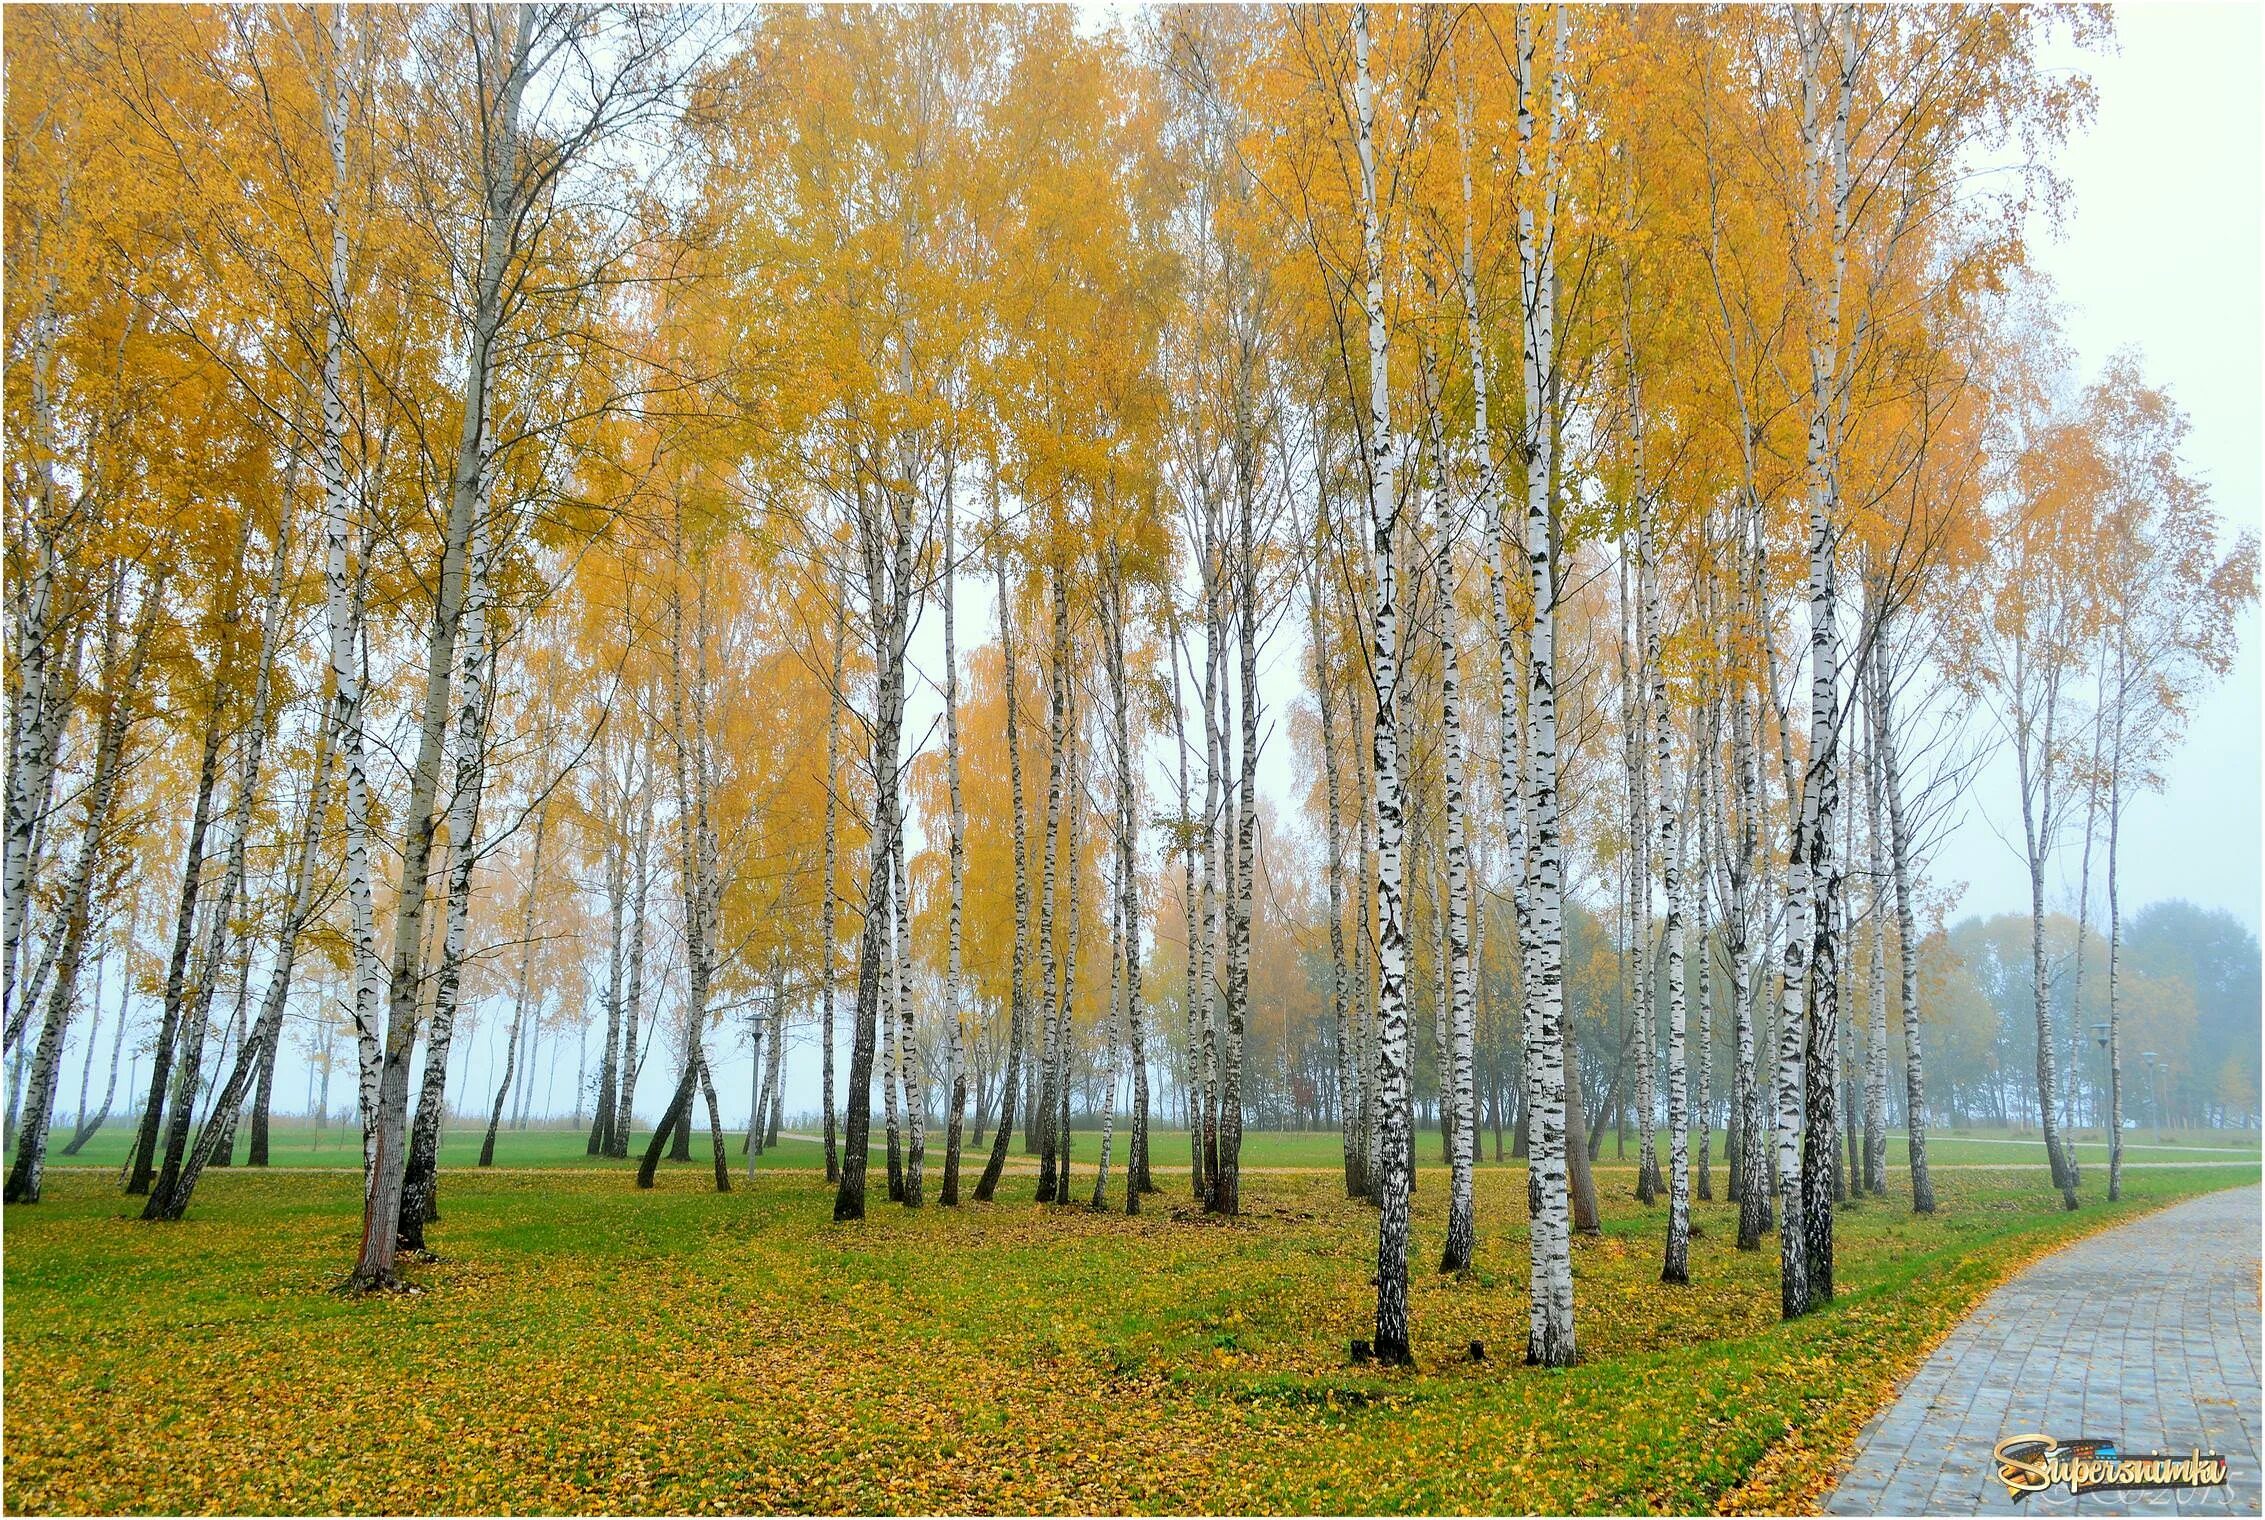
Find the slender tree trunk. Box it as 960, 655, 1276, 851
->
480, 813, 547, 1168
1091, 866, 1122, 1210
820, 605, 846, 1183
69, 919, 109, 1157
665, 528, 729, 1198
763, 994, 786, 1151
975, 543, 1029, 1203
7, 576, 162, 1203
1310, 499, 1362, 1202
1220, 455, 1260, 1221
306, 4, 384, 1192
1424, 370, 1478, 1274
893, 814, 923, 1207
1034, 559, 1071, 1205
1695, 759, 1716, 1208
2104, 639, 2127, 1200
696, 1041, 730, 1194
1, 533, 62, 1051
62, 893, 134, 1157
399, 498, 500, 1246
1515, 4, 1576, 1367
148, 491, 293, 1221
1358, 746, 1380, 1204
159, 667, 342, 1219
1103, 569, 1147, 1212
636, 1056, 696, 1189
1565, 1016, 1600, 1235
1169, 630, 1208, 1203
610, 802, 651, 1160
589, 830, 626, 1157
1640, 484, 1693, 1285
1054, 711, 1083, 1208
1861, 663, 1888, 1197
1629, 542, 1660, 1207
939, 494, 969, 1204
832, 471, 914, 1222
125, 658, 226, 1197
1355, 4, 1413, 1367
351, 10, 532, 1290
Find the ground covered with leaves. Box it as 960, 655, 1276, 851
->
6, 1154, 2255, 1514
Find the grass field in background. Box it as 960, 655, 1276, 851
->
46, 1118, 2257, 1175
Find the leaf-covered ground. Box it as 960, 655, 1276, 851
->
5, 1155, 2255, 1514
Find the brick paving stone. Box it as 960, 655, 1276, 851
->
1822, 1188, 2262, 1517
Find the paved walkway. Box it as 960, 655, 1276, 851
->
1826, 1186, 2263, 1516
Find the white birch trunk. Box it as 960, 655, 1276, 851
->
4, 573, 163, 1203
975, 538, 1030, 1202
146, 483, 294, 1217
1423, 357, 1478, 1274
351, 6, 530, 1287
1308, 502, 1362, 1200
1861, 652, 1888, 1197
1516, 4, 1576, 1367
1354, 3, 1413, 1366
400, 487, 498, 1242
1645, 496, 1692, 1283
940, 490, 968, 1204
1034, 561, 1070, 1204
1105, 568, 1146, 1212
819, 606, 845, 1181
1870, 628, 1933, 1212
893, 806, 923, 1206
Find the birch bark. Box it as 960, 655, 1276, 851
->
1861, 654, 1888, 1197
1354, 3, 1414, 1366
1308, 505, 1362, 1201
5, 572, 163, 1203
147, 490, 293, 1220
1104, 567, 1148, 1212
1869, 627, 1933, 1211
820, 603, 847, 1183
833, 448, 915, 1221
610, 800, 651, 1159
165, 623, 342, 1216
1517, 3, 1577, 1365
588, 830, 626, 1156
940, 491, 968, 1205
1425, 359, 1478, 1275
974, 543, 1031, 1203
399, 485, 498, 1246
350, 5, 532, 1288
1033, 559, 1070, 1205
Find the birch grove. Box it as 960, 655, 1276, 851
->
8, 3, 2248, 1391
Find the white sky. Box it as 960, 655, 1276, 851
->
1926, 1, 2264, 933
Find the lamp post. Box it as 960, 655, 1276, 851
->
2142, 1051, 2160, 1143
2091, 1023, 2109, 1139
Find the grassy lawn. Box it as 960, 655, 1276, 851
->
46, 1120, 2256, 1175
6, 1141, 2255, 1514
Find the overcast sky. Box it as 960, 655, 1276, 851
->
1926, 2, 2263, 933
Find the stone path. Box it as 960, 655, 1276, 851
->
1825, 1186, 2263, 1516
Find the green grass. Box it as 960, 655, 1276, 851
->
50, 1119, 2253, 1176
6, 1134, 2255, 1513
